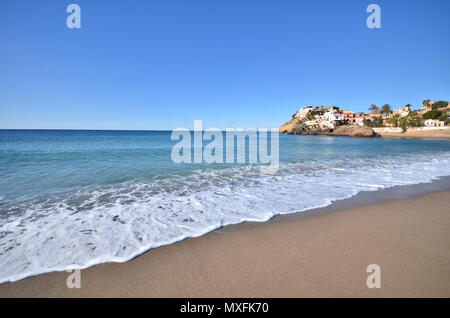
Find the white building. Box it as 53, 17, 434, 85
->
424, 119, 445, 127
392, 105, 411, 118
314, 111, 343, 122
305, 120, 320, 126
295, 106, 314, 119
323, 111, 344, 122
355, 118, 365, 126
304, 120, 334, 129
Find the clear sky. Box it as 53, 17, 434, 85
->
0, 0, 449, 130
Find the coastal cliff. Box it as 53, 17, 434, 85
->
279, 118, 379, 137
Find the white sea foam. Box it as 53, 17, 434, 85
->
1, 152, 450, 283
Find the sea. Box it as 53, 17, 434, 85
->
1, 129, 450, 283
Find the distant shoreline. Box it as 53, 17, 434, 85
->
0, 129, 175, 132
374, 127, 450, 140
280, 118, 450, 140
283, 101, 450, 139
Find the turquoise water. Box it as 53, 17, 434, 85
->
1, 129, 450, 282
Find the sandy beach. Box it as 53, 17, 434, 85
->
1, 188, 449, 298
376, 129, 450, 140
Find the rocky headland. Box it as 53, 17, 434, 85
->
279, 118, 379, 137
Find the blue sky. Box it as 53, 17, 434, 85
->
0, 0, 449, 130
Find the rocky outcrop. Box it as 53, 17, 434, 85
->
279, 119, 379, 138
279, 118, 303, 134
329, 125, 379, 137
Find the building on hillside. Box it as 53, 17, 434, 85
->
355, 118, 365, 126
304, 120, 334, 129
317, 106, 339, 113
392, 105, 411, 117
423, 101, 434, 111
343, 111, 354, 123
421, 100, 450, 110
304, 120, 319, 126
365, 113, 382, 120
343, 112, 365, 124
295, 106, 314, 119
423, 119, 445, 127
418, 101, 450, 116
295, 106, 344, 121
324, 111, 344, 122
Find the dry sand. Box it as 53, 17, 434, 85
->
377, 129, 450, 140
1, 191, 449, 298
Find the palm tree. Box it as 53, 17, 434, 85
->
422, 100, 431, 107
381, 104, 392, 116
387, 113, 401, 127
369, 104, 379, 113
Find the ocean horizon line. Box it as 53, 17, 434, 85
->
0, 128, 175, 132
0, 128, 282, 133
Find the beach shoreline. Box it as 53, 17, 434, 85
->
375, 128, 450, 140
1, 177, 449, 298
